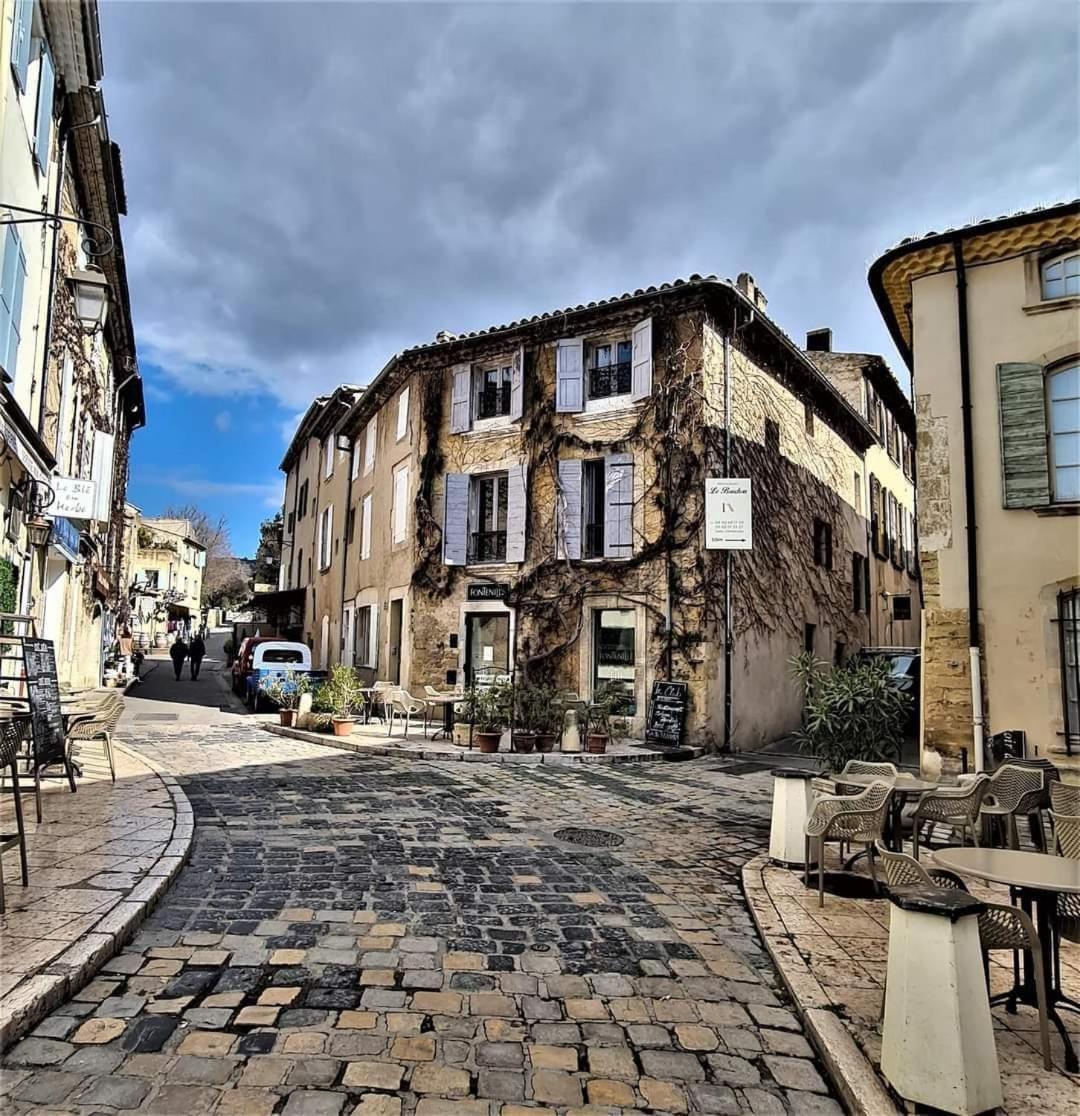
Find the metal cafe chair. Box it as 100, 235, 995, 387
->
1050, 780, 1080, 817
910, 774, 989, 859
980, 764, 1045, 850
65, 695, 121, 783
0, 718, 30, 913
875, 842, 1052, 1069
804, 781, 893, 907
386, 690, 428, 740
1049, 811, 1080, 1006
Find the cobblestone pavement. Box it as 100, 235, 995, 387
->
1, 722, 841, 1115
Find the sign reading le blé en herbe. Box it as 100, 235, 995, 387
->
705, 478, 752, 550
52, 476, 96, 519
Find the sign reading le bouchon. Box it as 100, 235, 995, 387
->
467, 582, 508, 603
52, 476, 96, 519
705, 478, 752, 550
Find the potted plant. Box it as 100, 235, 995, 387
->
474, 682, 511, 753
512, 682, 546, 753
532, 684, 561, 753
318, 664, 365, 737
262, 670, 311, 726
585, 682, 622, 753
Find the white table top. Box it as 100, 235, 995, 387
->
932, 846, 1080, 894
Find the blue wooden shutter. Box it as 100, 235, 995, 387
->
1, 227, 27, 380
631, 317, 653, 401
556, 338, 584, 413
442, 473, 470, 566
505, 463, 527, 563
33, 41, 54, 171
509, 344, 524, 421
997, 362, 1050, 508
557, 459, 582, 560
604, 454, 634, 558
10, 0, 32, 92
450, 363, 471, 433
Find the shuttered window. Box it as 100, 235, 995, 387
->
556, 459, 582, 560
364, 415, 377, 473
442, 474, 470, 566
33, 40, 53, 171
10, 0, 31, 92
360, 494, 372, 560
997, 362, 1051, 508
396, 386, 410, 441
603, 454, 634, 559
392, 465, 409, 543
556, 338, 584, 413
1048, 364, 1080, 503
0, 225, 28, 380
318, 505, 333, 569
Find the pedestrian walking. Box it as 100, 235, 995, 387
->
189, 634, 206, 681
170, 636, 188, 681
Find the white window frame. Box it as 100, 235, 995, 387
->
364, 415, 377, 474
360, 493, 372, 560
323, 435, 333, 479
357, 603, 377, 668
471, 361, 513, 428
318, 504, 333, 570
1042, 251, 1080, 301
392, 464, 409, 543
584, 335, 633, 408
396, 385, 410, 442
468, 470, 509, 565
351, 439, 360, 480
1048, 362, 1080, 503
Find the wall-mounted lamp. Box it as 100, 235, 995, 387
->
25, 515, 53, 549
68, 265, 110, 332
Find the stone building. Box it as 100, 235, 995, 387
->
869, 199, 1080, 774
124, 511, 205, 646
281, 274, 918, 749
0, 0, 144, 685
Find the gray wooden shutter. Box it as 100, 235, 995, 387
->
557, 459, 582, 560
604, 454, 634, 558
442, 473, 470, 565
509, 344, 524, 421
997, 362, 1050, 508
505, 463, 527, 563
631, 317, 653, 402
450, 364, 471, 433
556, 338, 584, 413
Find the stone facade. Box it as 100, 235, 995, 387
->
280, 276, 904, 750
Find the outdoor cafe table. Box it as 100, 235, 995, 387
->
832, 772, 940, 855
932, 845, 1080, 1072
424, 693, 459, 741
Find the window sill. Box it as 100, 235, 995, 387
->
463, 418, 517, 438
1022, 296, 1080, 317
1034, 503, 1080, 517
581, 396, 639, 419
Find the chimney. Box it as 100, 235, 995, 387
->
806, 328, 833, 353
736, 272, 768, 312
434, 330, 457, 343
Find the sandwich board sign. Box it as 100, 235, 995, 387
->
705, 478, 752, 550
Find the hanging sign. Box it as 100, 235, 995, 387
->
705, 478, 752, 550
53, 476, 96, 519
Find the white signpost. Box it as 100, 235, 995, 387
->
52, 476, 97, 519
705, 478, 752, 550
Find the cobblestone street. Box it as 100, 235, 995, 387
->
1, 720, 840, 1115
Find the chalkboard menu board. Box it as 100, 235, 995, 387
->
23, 637, 66, 769
988, 729, 1026, 767
645, 680, 689, 746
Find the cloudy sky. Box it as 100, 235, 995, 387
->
111, 0, 1079, 553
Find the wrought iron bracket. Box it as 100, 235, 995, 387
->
0, 202, 113, 257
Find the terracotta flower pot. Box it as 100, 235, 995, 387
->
331, 718, 355, 737
279, 709, 297, 727
475, 731, 501, 753
586, 733, 609, 754
535, 733, 557, 754
512, 732, 537, 754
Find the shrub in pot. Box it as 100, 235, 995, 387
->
262, 670, 311, 726
513, 682, 554, 753
474, 682, 511, 753
317, 665, 365, 737
585, 682, 622, 754
789, 652, 910, 772
533, 684, 562, 753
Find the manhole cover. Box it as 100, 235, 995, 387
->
553, 827, 624, 848
530, 943, 551, 953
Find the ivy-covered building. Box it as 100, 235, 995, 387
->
280, 274, 918, 749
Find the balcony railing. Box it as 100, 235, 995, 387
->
470, 530, 507, 563
588, 360, 632, 400
477, 384, 511, 420
584, 522, 604, 559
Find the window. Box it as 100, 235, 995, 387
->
804, 402, 815, 436
593, 608, 636, 714
360, 494, 372, 560
323, 436, 333, 479
318, 505, 333, 570
143, 569, 159, 590
1059, 587, 1080, 754
1042, 252, 1080, 300
851, 553, 866, 613
558, 456, 634, 561
351, 440, 360, 480
0, 225, 28, 380
10, 0, 31, 92
346, 505, 356, 544
364, 415, 377, 473
475, 363, 512, 420
33, 41, 54, 172
357, 604, 377, 668
396, 386, 410, 441
804, 623, 816, 656
392, 465, 409, 543
297, 479, 308, 520
813, 519, 832, 569
287, 510, 295, 535
1049, 363, 1080, 502
297, 548, 303, 584
469, 472, 508, 563
853, 472, 862, 515
583, 460, 605, 558
586, 339, 632, 402
834, 641, 845, 667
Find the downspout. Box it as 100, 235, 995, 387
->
338, 436, 354, 664
953, 239, 985, 773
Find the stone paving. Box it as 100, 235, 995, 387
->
1, 721, 841, 1114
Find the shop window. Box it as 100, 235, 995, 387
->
593, 608, 636, 714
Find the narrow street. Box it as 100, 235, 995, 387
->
1, 684, 839, 1115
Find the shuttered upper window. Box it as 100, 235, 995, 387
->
556, 455, 634, 560
1042, 252, 1080, 300
0, 225, 28, 381
1049, 364, 1080, 502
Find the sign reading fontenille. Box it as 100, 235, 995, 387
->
467, 583, 508, 603
705, 478, 752, 550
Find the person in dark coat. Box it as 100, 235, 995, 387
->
189, 634, 206, 680
170, 637, 188, 681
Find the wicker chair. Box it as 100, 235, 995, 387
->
1050, 811, 1080, 1000
1050, 781, 1080, 816
875, 843, 1052, 1069
811, 759, 898, 797
0, 719, 29, 913
910, 774, 989, 859
980, 764, 1044, 850
804, 781, 893, 907
64, 696, 121, 783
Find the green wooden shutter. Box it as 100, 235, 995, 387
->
997, 362, 1050, 508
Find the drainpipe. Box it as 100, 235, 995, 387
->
953, 239, 985, 773
338, 435, 355, 665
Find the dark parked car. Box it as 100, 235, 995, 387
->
851, 646, 920, 731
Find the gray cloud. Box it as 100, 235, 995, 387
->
101, 1, 1078, 407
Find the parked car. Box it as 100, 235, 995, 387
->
243, 641, 324, 712
851, 646, 920, 731
231, 636, 285, 695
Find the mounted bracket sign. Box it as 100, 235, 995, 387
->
52, 476, 96, 519
467, 582, 508, 603
705, 478, 752, 550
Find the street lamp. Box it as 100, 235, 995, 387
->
25, 515, 52, 549
67, 266, 110, 332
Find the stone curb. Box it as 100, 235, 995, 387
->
261, 722, 703, 765
740, 852, 900, 1116
0, 742, 193, 1052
